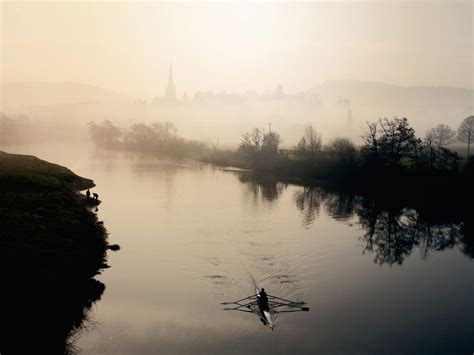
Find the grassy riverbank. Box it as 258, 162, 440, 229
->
0, 151, 110, 353
0, 151, 108, 279
202, 117, 474, 199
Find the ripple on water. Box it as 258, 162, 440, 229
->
201, 275, 236, 288
203, 256, 222, 266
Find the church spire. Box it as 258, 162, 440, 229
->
168, 63, 174, 87
165, 62, 176, 100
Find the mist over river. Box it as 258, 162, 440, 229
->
3, 142, 473, 354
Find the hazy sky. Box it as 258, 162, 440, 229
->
1, 1, 473, 99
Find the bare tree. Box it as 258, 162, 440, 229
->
325, 137, 357, 162
378, 117, 419, 166
239, 128, 264, 154
151, 121, 178, 142
457, 115, 474, 156
208, 138, 219, 152
361, 121, 379, 159
125, 123, 155, 146
296, 124, 322, 161
88, 120, 122, 146
262, 132, 281, 155
361, 117, 420, 166
366, 122, 378, 146
425, 124, 456, 147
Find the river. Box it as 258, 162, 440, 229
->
3, 142, 473, 354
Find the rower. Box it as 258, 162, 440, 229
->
222, 290, 309, 330
259, 288, 269, 307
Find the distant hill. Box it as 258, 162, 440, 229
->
1, 81, 134, 108
302, 80, 473, 132
1, 79, 472, 142
305, 80, 473, 109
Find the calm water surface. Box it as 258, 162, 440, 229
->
4, 143, 474, 354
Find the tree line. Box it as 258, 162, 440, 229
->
203, 115, 474, 189
88, 120, 206, 158
88, 116, 474, 187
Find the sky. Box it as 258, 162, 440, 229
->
1, 1, 473, 99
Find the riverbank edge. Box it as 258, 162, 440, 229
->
201, 150, 474, 216
0, 151, 115, 280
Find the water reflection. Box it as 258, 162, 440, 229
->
0, 272, 105, 354
295, 186, 325, 226
0, 227, 107, 353
324, 191, 358, 221
357, 202, 465, 265
239, 177, 473, 265
295, 186, 360, 227
238, 173, 286, 204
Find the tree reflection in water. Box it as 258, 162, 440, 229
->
296, 186, 358, 226
238, 173, 286, 204
357, 202, 464, 265
0, 271, 105, 354
0, 253, 106, 354
292, 185, 473, 265
295, 186, 326, 227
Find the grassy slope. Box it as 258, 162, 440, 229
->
0, 151, 107, 279
0, 152, 110, 353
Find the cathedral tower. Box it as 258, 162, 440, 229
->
165, 64, 176, 100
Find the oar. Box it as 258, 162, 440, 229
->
268, 294, 306, 304
223, 307, 254, 313
221, 295, 255, 305
276, 308, 310, 313
223, 300, 257, 310
269, 301, 309, 312
269, 300, 303, 308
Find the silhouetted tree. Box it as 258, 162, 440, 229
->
457, 115, 474, 156
88, 120, 205, 158
238, 128, 283, 171
364, 121, 379, 152
422, 132, 437, 168
151, 121, 178, 143
378, 117, 420, 166
325, 137, 357, 163
421, 137, 461, 170
433, 147, 461, 171
124, 123, 155, 147
262, 132, 281, 155
88, 120, 122, 146
361, 117, 420, 167
425, 124, 456, 147
239, 128, 264, 155
296, 124, 322, 161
